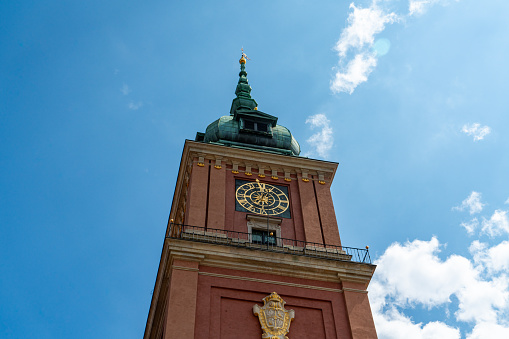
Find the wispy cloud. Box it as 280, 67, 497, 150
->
335, 3, 397, 57
461, 218, 479, 235
331, 53, 378, 94
332, 0, 462, 94
409, 0, 438, 16
481, 210, 509, 237
331, 2, 397, 94
409, 0, 462, 16
453, 191, 486, 215
462, 123, 491, 141
121, 83, 131, 96
128, 101, 143, 110
305, 114, 333, 158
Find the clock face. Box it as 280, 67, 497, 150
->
235, 180, 290, 217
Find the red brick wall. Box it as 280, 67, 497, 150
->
186, 163, 341, 246
194, 265, 353, 339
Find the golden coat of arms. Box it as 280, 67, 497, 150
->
253, 292, 295, 339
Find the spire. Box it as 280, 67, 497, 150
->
230, 50, 258, 115
198, 51, 300, 156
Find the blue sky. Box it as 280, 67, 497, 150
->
1, 0, 509, 338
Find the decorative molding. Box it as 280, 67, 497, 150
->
301, 170, 309, 182
343, 287, 369, 294
245, 164, 252, 176
232, 162, 239, 174
186, 141, 338, 179
172, 265, 200, 272
165, 240, 375, 285
170, 251, 205, 263
199, 271, 343, 293
318, 172, 326, 185
214, 158, 222, 169
258, 166, 265, 178
271, 169, 278, 180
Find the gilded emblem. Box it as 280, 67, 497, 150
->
253, 292, 295, 339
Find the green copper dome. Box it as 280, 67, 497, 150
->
203, 115, 300, 156
196, 54, 300, 156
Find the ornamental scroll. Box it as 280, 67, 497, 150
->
253, 292, 295, 339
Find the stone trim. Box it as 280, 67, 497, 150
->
165, 240, 375, 285
199, 271, 343, 293
172, 265, 200, 272
343, 287, 369, 294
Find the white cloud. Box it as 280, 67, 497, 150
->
481, 210, 509, 237
372, 302, 460, 339
467, 322, 509, 339
331, 2, 397, 94
461, 218, 479, 235
461, 123, 491, 141
128, 101, 143, 110
505, 197, 509, 204
331, 1, 464, 93
471, 240, 509, 274
373, 238, 473, 307
370, 237, 509, 338
121, 83, 131, 95
453, 191, 485, 215
335, 3, 397, 57
409, 0, 439, 16
454, 274, 509, 323
331, 52, 377, 94
305, 114, 333, 158
409, 0, 462, 16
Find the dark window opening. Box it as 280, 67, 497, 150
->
242, 120, 270, 134
257, 123, 268, 132
252, 229, 276, 245
244, 120, 255, 130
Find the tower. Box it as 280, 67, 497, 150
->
144, 54, 377, 339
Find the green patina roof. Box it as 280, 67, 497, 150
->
197, 54, 300, 156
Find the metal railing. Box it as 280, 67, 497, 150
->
167, 223, 371, 264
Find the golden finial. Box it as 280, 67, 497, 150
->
240, 47, 250, 64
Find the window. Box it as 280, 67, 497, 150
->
244, 120, 255, 130
251, 229, 276, 245
246, 215, 283, 247
241, 119, 271, 134
256, 123, 268, 132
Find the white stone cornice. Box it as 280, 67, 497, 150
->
165, 238, 375, 285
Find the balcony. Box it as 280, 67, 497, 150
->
167, 223, 372, 264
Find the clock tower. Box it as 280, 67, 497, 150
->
143, 54, 377, 339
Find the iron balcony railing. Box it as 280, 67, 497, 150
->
167, 223, 371, 264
